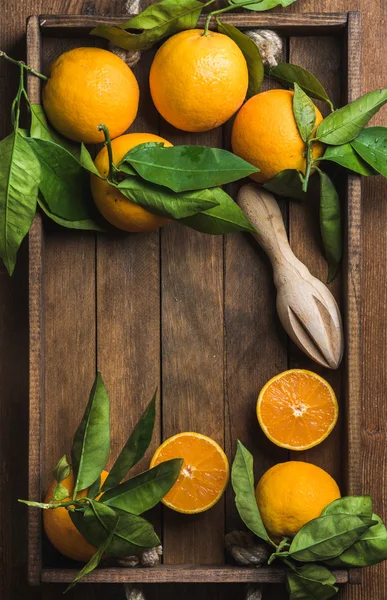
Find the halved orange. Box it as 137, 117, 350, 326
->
150, 432, 229, 514
257, 369, 338, 451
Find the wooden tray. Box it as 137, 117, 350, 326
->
27, 10, 362, 591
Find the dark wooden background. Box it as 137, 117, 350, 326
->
0, 1, 386, 599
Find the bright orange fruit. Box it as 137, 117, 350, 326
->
150, 432, 229, 514
231, 89, 324, 182
44, 470, 109, 562
149, 29, 248, 132
257, 369, 338, 451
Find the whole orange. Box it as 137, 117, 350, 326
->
256, 461, 340, 538
43, 470, 109, 562
231, 89, 324, 183
149, 29, 248, 132
91, 133, 171, 233
42, 48, 139, 143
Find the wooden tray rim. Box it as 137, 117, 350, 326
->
27, 10, 363, 587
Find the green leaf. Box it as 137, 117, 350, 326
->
71, 501, 159, 557
288, 514, 378, 562
318, 170, 342, 283
30, 104, 101, 177
217, 21, 264, 99
100, 459, 182, 515
351, 126, 387, 177
88, 475, 102, 500
123, 143, 259, 192
263, 169, 307, 201
0, 131, 40, 275
293, 83, 317, 143
326, 514, 387, 568
180, 187, 256, 234
266, 63, 333, 108
321, 143, 377, 176
286, 563, 338, 600
101, 390, 157, 492
25, 138, 95, 221
38, 196, 105, 232
90, 0, 204, 51
71, 372, 110, 495
230, 0, 297, 11
52, 483, 70, 501
231, 440, 272, 544
65, 508, 118, 592
53, 454, 71, 483
321, 495, 373, 519
51, 455, 71, 501
117, 178, 220, 219
316, 89, 387, 145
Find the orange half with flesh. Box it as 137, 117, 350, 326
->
150, 432, 229, 514
257, 369, 338, 451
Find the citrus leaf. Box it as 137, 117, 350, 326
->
30, 104, 100, 177
71, 372, 110, 495
50, 455, 71, 501
266, 63, 333, 109
65, 511, 118, 592
326, 514, 387, 568
117, 178, 219, 219
263, 169, 307, 201
321, 495, 373, 519
318, 170, 342, 283
25, 138, 95, 221
293, 83, 316, 142
88, 475, 102, 500
288, 514, 377, 562
231, 440, 272, 544
52, 484, 69, 501
286, 563, 338, 600
180, 187, 256, 234
217, 21, 264, 98
321, 143, 377, 176
38, 196, 105, 232
0, 130, 40, 275
351, 126, 387, 177
230, 0, 297, 10
316, 89, 387, 145
71, 501, 159, 557
90, 0, 204, 51
100, 459, 182, 515
124, 144, 259, 192
101, 390, 157, 492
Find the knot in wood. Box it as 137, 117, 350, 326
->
244, 29, 283, 67
225, 531, 270, 566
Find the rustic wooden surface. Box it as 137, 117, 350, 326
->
0, 3, 386, 600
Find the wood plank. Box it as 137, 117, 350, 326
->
38, 13, 349, 33
159, 127, 225, 568
224, 51, 289, 535
96, 47, 162, 480
40, 565, 350, 584
26, 16, 44, 587
287, 34, 344, 486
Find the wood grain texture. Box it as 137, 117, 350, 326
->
40, 565, 350, 584
287, 34, 344, 485
0, 2, 386, 600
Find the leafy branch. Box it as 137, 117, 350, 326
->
231, 442, 387, 600
19, 373, 182, 589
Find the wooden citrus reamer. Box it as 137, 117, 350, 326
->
238, 183, 344, 369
